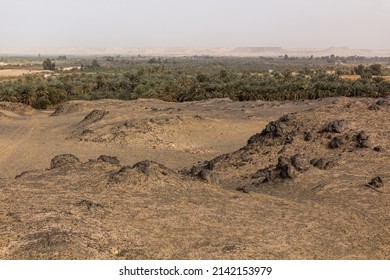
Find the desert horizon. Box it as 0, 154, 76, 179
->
1, 46, 390, 57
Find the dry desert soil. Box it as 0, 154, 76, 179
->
0, 97, 389, 259
0, 69, 47, 79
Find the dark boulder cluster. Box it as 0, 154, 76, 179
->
190, 163, 220, 185
247, 114, 299, 146
328, 131, 370, 149
310, 158, 336, 170
255, 154, 309, 183
354, 131, 370, 148
321, 120, 348, 133
368, 99, 389, 111
328, 134, 351, 149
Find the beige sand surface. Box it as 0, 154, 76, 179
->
0, 69, 46, 78
0, 97, 389, 259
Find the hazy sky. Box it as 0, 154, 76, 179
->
1, 0, 389, 49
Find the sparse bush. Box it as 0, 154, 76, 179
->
32, 98, 50, 109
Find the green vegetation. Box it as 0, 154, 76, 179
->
354, 64, 383, 78
42, 58, 56, 71
0, 55, 389, 109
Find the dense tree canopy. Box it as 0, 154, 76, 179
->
1, 57, 389, 109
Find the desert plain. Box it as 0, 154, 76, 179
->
0, 96, 389, 259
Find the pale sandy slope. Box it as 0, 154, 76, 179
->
0, 98, 328, 179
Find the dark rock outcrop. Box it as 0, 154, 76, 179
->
310, 158, 336, 170
256, 155, 306, 183
50, 154, 81, 169
321, 120, 348, 133
328, 135, 350, 149
133, 160, 175, 176
247, 114, 299, 146
97, 155, 120, 165
355, 131, 369, 148
367, 176, 384, 189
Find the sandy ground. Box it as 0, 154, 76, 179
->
0, 98, 328, 179
0, 97, 389, 259
0, 69, 47, 78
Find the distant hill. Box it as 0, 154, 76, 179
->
233, 47, 390, 57
233, 47, 286, 53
